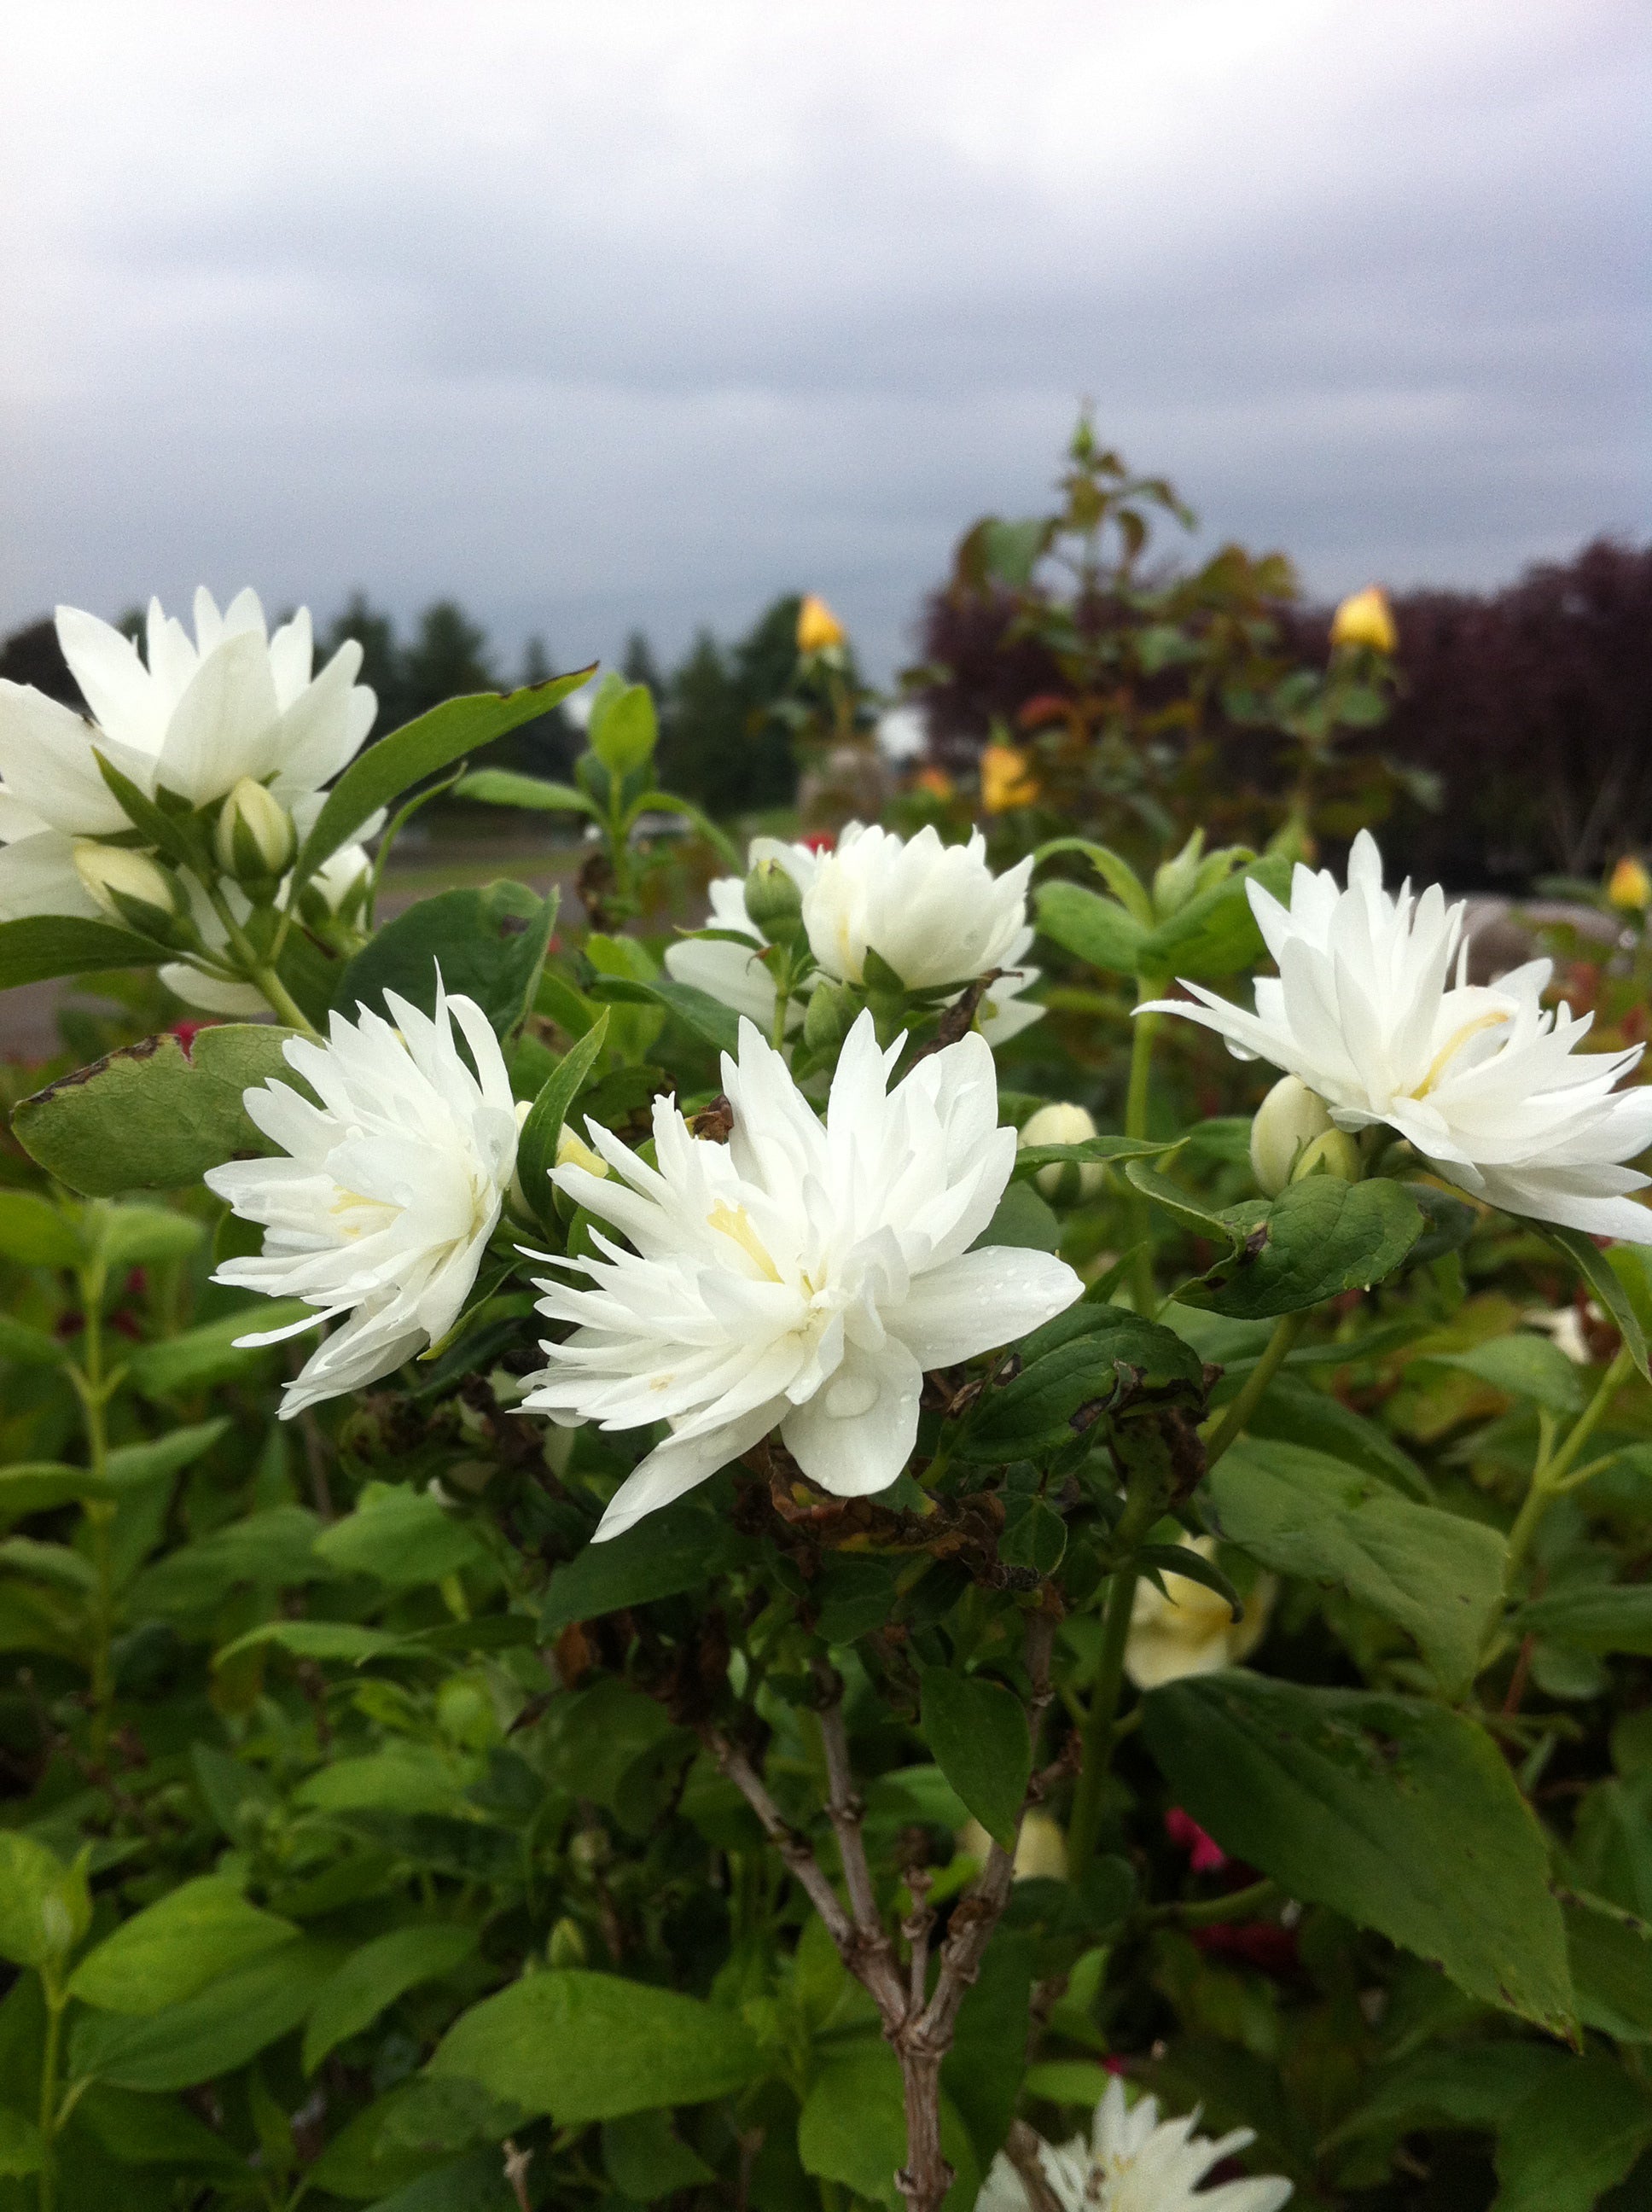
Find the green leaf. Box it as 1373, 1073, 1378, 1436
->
0, 1190, 83, 1268
0, 1463, 111, 1528
585, 972, 742, 1056
334, 882, 556, 1039
919, 1668, 1031, 1849
514, 1011, 610, 1230
626, 789, 742, 868
1138, 853, 1291, 981
125, 1301, 313, 1398
453, 768, 598, 818
1541, 1224, 1651, 1381
0, 1313, 70, 1368
1121, 1160, 1239, 1245
75, 2084, 242, 2171
294, 672, 595, 881
798, 2045, 979, 2212
0, 914, 167, 990
0, 2109, 42, 2179
1033, 881, 1149, 975
214, 1621, 406, 1669
427, 1968, 762, 2123
0, 1831, 89, 1970
11, 1026, 300, 1196
312, 1484, 489, 1590
541, 1498, 734, 1635
957, 1303, 1206, 1464
1033, 839, 1153, 925
1565, 1893, 1652, 2041
602, 2110, 715, 2197
361, 2151, 517, 2211
1142, 1674, 1574, 2034
1243, 1373, 1433, 1499
100, 1203, 205, 1271
303, 1924, 477, 2075
1201, 1437, 1507, 1692
1180, 1176, 1424, 1318
67, 1876, 298, 2014
588, 678, 657, 777
1009, 1134, 1167, 1183
1492, 2053, 1652, 2212
104, 1418, 228, 1493
130, 1505, 329, 1618
1426, 1333, 1588, 1416
975, 1179, 1062, 1253
68, 1939, 342, 2091
1517, 1585, 1652, 1656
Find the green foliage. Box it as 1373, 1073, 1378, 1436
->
335, 881, 556, 1036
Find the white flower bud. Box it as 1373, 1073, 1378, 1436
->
1019, 1100, 1104, 1201
73, 841, 185, 938
1249, 1075, 1334, 1196
215, 777, 295, 885
1293, 1126, 1362, 1185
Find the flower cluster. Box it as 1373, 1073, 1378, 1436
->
1143, 829, 1652, 1241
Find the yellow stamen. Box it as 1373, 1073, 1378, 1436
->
707, 1202, 782, 1282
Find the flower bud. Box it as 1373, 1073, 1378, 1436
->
1329, 585, 1397, 655
980, 741, 1038, 814
796, 593, 846, 655
73, 841, 187, 940
1249, 1074, 1333, 1196
214, 777, 295, 887
1019, 1101, 1105, 1201
803, 978, 856, 1057
1608, 856, 1651, 913
1152, 830, 1207, 919
743, 856, 804, 941
552, 1123, 610, 1225
547, 1916, 588, 1969
1292, 1126, 1361, 1185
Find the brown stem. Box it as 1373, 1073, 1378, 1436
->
707, 1733, 860, 1954
1004, 2120, 1065, 2212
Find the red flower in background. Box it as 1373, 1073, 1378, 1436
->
1165, 1806, 1228, 1873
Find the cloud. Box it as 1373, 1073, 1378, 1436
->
3, 0, 1648, 676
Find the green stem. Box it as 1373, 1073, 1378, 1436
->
1124, 987, 1160, 1316
1067, 1471, 1165, 1877
1200, 1310, 1307, 1471
201, 880, 322, 1035
37, 1978, 65, 2212
1504, 1344, 1632, 1588
1150, 1877, 1282, 1929
73, 1245, 116, 1761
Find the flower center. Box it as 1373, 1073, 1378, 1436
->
706, 1201, 782, 1283
1410, 1008, 1510, 1098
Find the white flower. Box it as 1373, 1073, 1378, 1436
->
0, 589, 374, 923
1139, 830, 1652, 1243
204, 983, 518, 1417
1019, 1102, 1106, 1199
521, 1011, 1081, 1540
1125, 1536, 1273, 1691
977, 2078, 1291, 2212
664, 827, 1044, 1043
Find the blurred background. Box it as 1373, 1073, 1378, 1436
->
3, 0, 1650, 1007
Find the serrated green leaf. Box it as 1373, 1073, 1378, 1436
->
1181, 1176, 1423, 1317
334, 882, 556, 1039
957, 1303, 1205, 1464
11, 1026, 300, 1196
1143, 1674, 1575, 2034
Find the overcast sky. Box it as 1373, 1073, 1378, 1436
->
3, 1, 1648, 679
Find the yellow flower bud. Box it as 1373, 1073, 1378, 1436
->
1608, 856, 1651, 913
796, 594, 846, 654
980, 741, 1039, 814
1249, 1074, 1333, 1196
73, 841, 185, 939
1329, 585, 1398, 655
214, 777, 295, 885
556, 1126, 609, 1180
1019, 1101, 1104, 1201
957, 1809, 1067, 1881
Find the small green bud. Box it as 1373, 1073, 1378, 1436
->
1249, 1074, 1334, 1196
73, 841, 188, 940
743, 856, 804, 940
1292, 1126, 1362, 1185
1151, 830, 1206, 919
214, 777, 295, 887
1018, 1101, 1104, 1202
547, 1916, 588, 1969
803, 979, 856, 1057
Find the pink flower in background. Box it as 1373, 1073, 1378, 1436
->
1165, 1806, 1228, 1874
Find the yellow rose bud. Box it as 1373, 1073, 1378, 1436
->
1608, 856, 1651, 912
1249, 1074, 1333, 1196
1329, 585, 1398, 655
796, 594, 846, 654
980, 741, 1039, 813
1019, 1101, 1104, 1201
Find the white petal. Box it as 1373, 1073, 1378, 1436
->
781, 1340, 922, 1497
893, 1247, 1082, 1369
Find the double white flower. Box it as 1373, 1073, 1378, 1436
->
665, 824, 1044, 1043
522, 1012, 1080, 1540
1143, 830, 1652, 1243
978, 2078, 1291, 2212
0, 587, 375, 928
206, 984, 519, 1417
